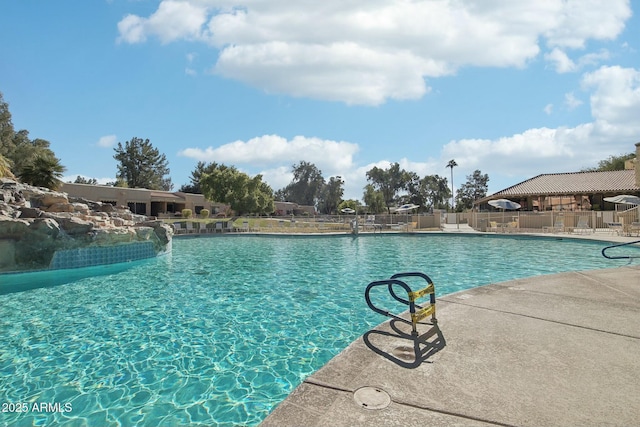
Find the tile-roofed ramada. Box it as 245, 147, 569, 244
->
491, 170, 638, 197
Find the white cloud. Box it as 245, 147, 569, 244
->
179, 134, 359, 173
118, 0, 209, 44
185, 67, 197, 76
172, 62, 640, 199
545, 47, 611, 73
544, 48, 576, 73
542, 0, 631, 49
564, 92, 583, 110
96, 135, 117, 148
582, 65, 640, 131
256, 166, 293, 194
544, 103, 553, 115
117, 0, 631, 105
440, 65, 640, 190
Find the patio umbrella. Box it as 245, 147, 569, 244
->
488, 199, 522, 210
488, 199, 521, 228
603, 195, 640, 205
395, 204, 419, 231
395, 203, 420, 213
604, 195, 640, 221
340, 207, 357, 234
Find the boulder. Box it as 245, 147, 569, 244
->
101, 203, 115, 213
152, 223, 173, 247
71, 203, 90, 215
92, 227, 136, 245
135, 226, 154, 241
28, 218, 61, 239
0, 217, 31, 239
57, 216, 94, 235
19, 206, 42, 218
0, 202, 16, 218
41, 192, 69, 207
46, 202, 74, 213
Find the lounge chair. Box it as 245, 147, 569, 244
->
185, 222, 197, 234
364, 215, 382, 232
573, 216, 592, 234
606, 222, 624, 236
504, 221, 519, 233
173, 222, 184, 235
225, 221, 236, 232
544, 217, 564, 233
215, 222, 224, 233
629, 222, 640, 237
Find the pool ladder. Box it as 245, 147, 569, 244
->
365, 272, 437, 337
601, 239, 640, 260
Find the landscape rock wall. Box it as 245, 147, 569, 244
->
0, 179, 173, 272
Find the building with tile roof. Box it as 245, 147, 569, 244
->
476, 143, 640, 211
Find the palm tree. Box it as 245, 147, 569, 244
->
446, 159, 457, 211
18, 155, 66, 190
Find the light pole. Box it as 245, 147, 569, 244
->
447, 159, 458, 228
446, 159, 457, 210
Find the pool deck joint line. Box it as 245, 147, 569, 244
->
261, 234, 640, 426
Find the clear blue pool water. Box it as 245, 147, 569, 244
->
1, 234, 638, 426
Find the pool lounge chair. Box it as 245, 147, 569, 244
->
364, 215, 382, 232
606, 222, 624, 236
544, 217, 564, 233
185, 222, 197, 234
629, 222, 640, 237
573, 216, 592, 234
173, 222, 184, 235
504, 221, 519, 233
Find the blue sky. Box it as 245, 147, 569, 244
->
1, 0, 639, 201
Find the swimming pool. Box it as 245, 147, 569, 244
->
1, 234, 638, 426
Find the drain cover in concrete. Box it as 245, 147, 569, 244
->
353, 386, 391, 410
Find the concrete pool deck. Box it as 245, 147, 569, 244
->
261, 233, 640, 427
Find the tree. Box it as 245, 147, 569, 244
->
113, 137, 172, 190
317, 176, 344, 214
200, 164, 274, 215
0, 92, 65, 183
0, 154, 13, 178
278, 161, 326, 206
446, 159, 457, 211
365, 162, 411, 213
582, 153, 635, 172
19, 155, 66, 190
362, 184, 386, 214
179, 161, 219, 193
456, 170, 489, 211
0, 92, 15, 156
400, 171, 422, 207
420, 174, 451, 211
73, 176, 98, 185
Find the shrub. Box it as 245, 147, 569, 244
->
182, 208, 193, 218
200, 209, 210, 218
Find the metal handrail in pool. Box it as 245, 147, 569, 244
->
601, 240, 640, 260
